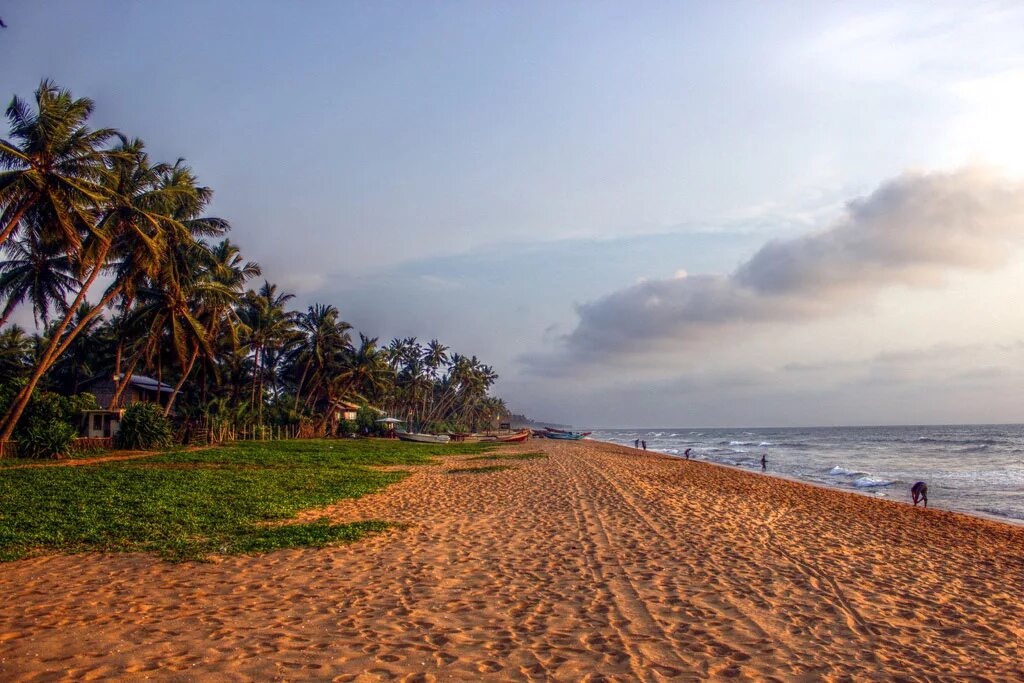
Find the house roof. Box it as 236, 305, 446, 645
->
128, 375, 174, 393
79, 373, 174, 393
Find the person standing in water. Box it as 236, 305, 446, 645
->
634, 438, 640, 449
760, 453, 767, 471
641, 440, 647, 451
684, 448, 691, 460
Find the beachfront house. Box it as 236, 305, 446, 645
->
334, 400, 361, 422
76, 374, 175, 438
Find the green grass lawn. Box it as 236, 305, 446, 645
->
0, 438, 494, 562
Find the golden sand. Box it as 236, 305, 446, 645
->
1, 439, 1022, 681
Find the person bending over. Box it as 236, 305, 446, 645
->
911, 481, 928, 507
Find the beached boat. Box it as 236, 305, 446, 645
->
546, 430, 587, 440
397, 432, 451, 444
545, 427, 591, 439
494, 429, 531, 443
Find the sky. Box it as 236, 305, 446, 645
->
4, 1, 1024, 427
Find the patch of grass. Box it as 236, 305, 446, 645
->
228, 519, 397, 554
448, 464, 516, 474
466, 452, 546, 461
0, 439, 493, 562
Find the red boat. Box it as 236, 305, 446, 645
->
494, 429, 531, 443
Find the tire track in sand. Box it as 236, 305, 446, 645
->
580, 451, 799, 665
555, 445, 693, 680
756, 505, 881, 647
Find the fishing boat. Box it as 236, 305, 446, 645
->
397, 432, 451, 444
447, 432, 482, 443
545, 427, 591, 438
493, 429, 531, 443
545, 430, 587, 440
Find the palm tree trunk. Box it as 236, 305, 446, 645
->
165, 347, 199, 416
293, 359, 312, 411
249, 346, 260, 411
0, 247, 115, 443
111, 352, 142, 408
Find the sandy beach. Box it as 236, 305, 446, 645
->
1, 439, 1022, 681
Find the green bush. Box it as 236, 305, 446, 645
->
17, 419, 77, 459
355, 405, 380, 435
116, 403, 174, 450
336, 419, 357, 436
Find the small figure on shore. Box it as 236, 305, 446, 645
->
634, 439, 640, 449
641, 440, 647, 451
684, 447, 691, 460
911, 481, 928, 507
760, 453, 767, 471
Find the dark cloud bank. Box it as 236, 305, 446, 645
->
527, 167, 1024, 372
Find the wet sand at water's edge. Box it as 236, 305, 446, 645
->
1, 439, 1022, 681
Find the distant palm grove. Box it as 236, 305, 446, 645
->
0, 80, 506, 456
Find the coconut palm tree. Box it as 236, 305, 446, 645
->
0, 79, 118, 250
0, 139, 196, 443
237, 281, 295, 421
0, 325, 33, 382
0, 216, 78, 327
288, 303, 352, 412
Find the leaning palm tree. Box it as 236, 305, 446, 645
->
0, 79, 117, 249
0, 139, 196, 444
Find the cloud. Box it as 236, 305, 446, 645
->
530, 167, 1024, 371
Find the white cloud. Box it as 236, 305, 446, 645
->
527, 167, 1024, 372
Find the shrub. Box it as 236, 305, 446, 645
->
336, 419, 357, 436
17, 419, 77, 459
355, 405, 380, 435
116, 403, 174, 450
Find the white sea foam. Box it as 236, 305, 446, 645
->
829, 466, 867, 476
853, 476, 895, 488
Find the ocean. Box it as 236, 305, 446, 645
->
587, 424, 1024, 525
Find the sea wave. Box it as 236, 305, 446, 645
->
975, 507, 1024, 521
853, 476, 896, 488
954, 445, 989, 453
829, 466, 868, 476
915, 437, 1001, 446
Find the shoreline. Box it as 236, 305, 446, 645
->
2, 438, 1022, 679
592, 437, 1024, 531
587, 435, 1024, 529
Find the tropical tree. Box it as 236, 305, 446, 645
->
0, 79, 117, 249
0, 325, 33, 382
0, 137, 193, 442
0, 216, 78, 327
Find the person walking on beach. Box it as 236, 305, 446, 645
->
760, 453, 767, 471
684, 447, 691, 460
911, 481, 928, 507
641, 440, 647, 451
634, 438, 640, 449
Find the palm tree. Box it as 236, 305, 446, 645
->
288, 303, 352, 411
0, 216, 78, 327
0, 325, 33, 382
237, 281, 295, 422
0, 139, 196, 443
0, 79, 117, 249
